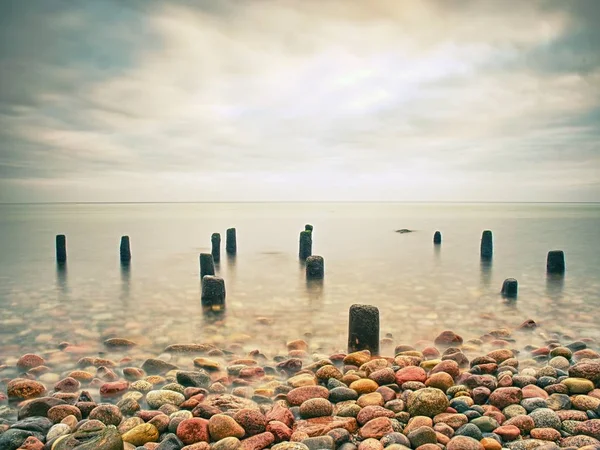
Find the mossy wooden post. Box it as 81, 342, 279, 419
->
501, 278, 518, 298
299, 230, 312, 260
56, 234, 67, 264
480, 230, 493, 259
200, 253, 215, 280
305, 224, 313, 232
120, 236, 131, 263
226, 228, 237, 255
348, 304, 379, 355
433, 231, 442, 244
201, 275, 226, 310
211, 233, 221, 263
306, 255, 324, 279
547, 250, 565, 274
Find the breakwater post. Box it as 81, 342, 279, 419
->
433, 231, 442, 244
120, 236, 131, 263
200, 253, 215, 280
348, 304, 380, 355
480, 230, 493, 259
306, 255, 324, 279
547, 250, 565, 274
501, 278, 518, 298
305, 224, 313, 232
226, 228, 237, 255
201, 275, 226, 310
56, 234, 67, 263
299, 230, 312, 260
211, 233, 221, 263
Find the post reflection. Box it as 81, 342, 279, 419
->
546, 273, 565, 302
120, 262, 131, 302
480, 257, 493, 288
56, 262, 68, 294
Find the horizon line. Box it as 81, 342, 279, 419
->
1, 201, 599, 205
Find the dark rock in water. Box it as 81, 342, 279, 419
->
480, 230, 493, 259
547, 250, 565, 274
433, 231, 442, 244
226, 228, 237, 254
395, 229, 414, 233
201, 275, 226, 310
119, 236, 131, 263
299, 231, 312, 260
0, 428, 42, 450
10, 416, 52, 434
141, 358, 179, 375
17, 397, 67, 420
305, 256, 324, 279
501, 278, 518, 298
348, 304, 379, 355
199, 253, 215, 280
56, 234, 67, 263
51, 425, 123, 450
176, 370, 211, 388
211, 233, 221, 263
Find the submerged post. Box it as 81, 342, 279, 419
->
348, 304, 380, 355
501, 278, 518, 298
211, 233, 221, 263
199, 253, 215, 280
306, 255, 324, 279
305, 224, 313, 232
201, 275, 226, 310
433, 231, 442, 244
226, 228, 237, 255
120, 236, 131, 263
299, 230, 312, 260
56, 234, 67, 264
480, 230, 493, 259
547, 250, 565, 274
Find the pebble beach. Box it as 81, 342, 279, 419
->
2, 323, 600, 450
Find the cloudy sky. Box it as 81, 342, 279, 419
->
0, 0, 598, 202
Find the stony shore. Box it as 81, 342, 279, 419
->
1, 324, 600, 450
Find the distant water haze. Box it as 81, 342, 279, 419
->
0, 202, 598, 363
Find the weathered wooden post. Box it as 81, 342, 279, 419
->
226, 228, 237, 255
299, 230, 312, 260
480, 230, 493, 259
501, 278, 518, 298
348, 304, 380, 355
305, 224, 313, 232
120, 236, 131, 263
199, 253, 215, 280
547, 250, 565, 274
306, 255, 324, 279
433, 231, 442, 244
211, 233, 221, 263
56, 234, 67, 263
201, 275, 226, 310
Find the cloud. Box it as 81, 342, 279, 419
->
0, 0, 598, 202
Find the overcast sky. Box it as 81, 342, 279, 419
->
0, 0, 598, 202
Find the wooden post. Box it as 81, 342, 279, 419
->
56, 235, 67, 263
299, 230, 312, 260
200, 253, 215, 280
201, 276, 226, 310
547, 250, 565, 274
433, 231, 442, 244
480, 230, 493, 259
306, 255, 324, 279
348, 304, 379, 355
120, 236, 131, 263
226, 228, 237, 255
501, 278, 518, 298
211, 233, 221, 263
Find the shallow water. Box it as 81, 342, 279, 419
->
0, 202, 599, 366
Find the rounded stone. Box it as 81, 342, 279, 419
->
299, 398, 333, 419
7, 378, 46, 400
177, 417, 210, 445
88, 404, 123, 426
446, 435, 484, 450
233, 409, 267, 437
146, 390, 185, 409
407, 388, 449, 418
122, 423, 160, 446
208, 414, 246, 441
529, 408, 561, 430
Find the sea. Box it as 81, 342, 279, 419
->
0, 202, 599, 365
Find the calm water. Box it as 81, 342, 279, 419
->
0, 202, 599, 365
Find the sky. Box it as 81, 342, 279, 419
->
0, 0, 599, 203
